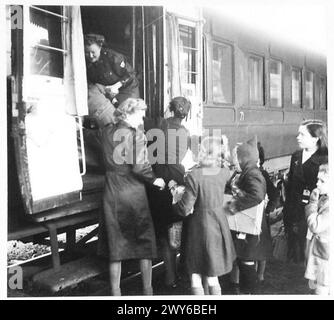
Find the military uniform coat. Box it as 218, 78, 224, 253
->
100, 120, 157, 261
86, 47, 140, 104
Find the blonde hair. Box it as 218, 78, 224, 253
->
114, 98, 147, 122
198, 136, 228, 167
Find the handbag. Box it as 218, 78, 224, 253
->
168, 221, 183, 250
272, 226, 288, 262
312, 236, 329, 260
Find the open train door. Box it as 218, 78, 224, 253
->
11, 5, 88, 216
164, 6, 204, 137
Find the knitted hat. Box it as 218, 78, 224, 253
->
237, 136, 259, 168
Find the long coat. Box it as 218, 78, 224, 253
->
229, 163, 267, 261
99, 120, 157, 261
173, 166, 236, 277
146, 117, 190, 236
86, 47, 140, 104
304, 191, 330, 286
283, 149, 327, 262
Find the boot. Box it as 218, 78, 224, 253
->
239, 262, 257, 294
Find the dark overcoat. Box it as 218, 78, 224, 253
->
146, 117, 190, 236
283, 149, 327, 262
99, 120, 157, 261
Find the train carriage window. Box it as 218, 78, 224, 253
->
212, 42, 233, 104
179, 24, 198, 88
248, 55, 264, 105
269, 59, 282, 107
291, 67, 302, 107
319, 77, 327, 109
305, 70, 314, 109
29, 6, 66, 78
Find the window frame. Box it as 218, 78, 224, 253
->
247, 53, 265, 107
24, 5, 68, 80
211, 39, 235, 106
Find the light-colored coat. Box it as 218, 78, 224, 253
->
304, 190, 330, 286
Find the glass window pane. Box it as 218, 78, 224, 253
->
320, 78, 327, 109
212, 43, 233, 104
292, 68, 301, 107
179, 24, 197, 87
35, 6, 62, 15
269, 60, 282, 107
30, 47, 63, 77
179, 24, 196, 48
248, 56, 263, 105
305, 71, 314, 109
29, 6, 63, 77
30, 7, 63, 49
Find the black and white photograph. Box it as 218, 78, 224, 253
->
3, 0, 333, 301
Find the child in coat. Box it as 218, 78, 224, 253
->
170, 136, 236, 295
226, 136, 267, 294
304, 163, 330, 295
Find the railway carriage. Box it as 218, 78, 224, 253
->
7, 5, 327, 284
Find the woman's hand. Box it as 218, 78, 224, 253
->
153, 178, 166, 190
105, 82, 122, 97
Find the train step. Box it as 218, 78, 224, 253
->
32, 255, 108, 293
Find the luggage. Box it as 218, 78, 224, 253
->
224, 194, 264, 235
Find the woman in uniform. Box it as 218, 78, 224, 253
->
100, 98, 165, 295
84, 33, 140, 107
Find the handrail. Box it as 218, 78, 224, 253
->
76, 116, 86, 176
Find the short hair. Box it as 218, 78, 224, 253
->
84, 33, 105, 47
319, 163, 329, 176
114, 98, 147, 122
198, 136, 228, 167
301, 119, 328, 153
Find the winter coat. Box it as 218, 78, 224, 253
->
99, 120, 157, 261
304, 191, 330, 286
173, 166, 236, 277
229, 164, 267, 260
146, 117, 190, 236
283, 149, 327, 263
86, 47, 140, 104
